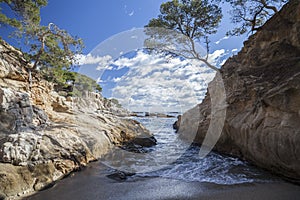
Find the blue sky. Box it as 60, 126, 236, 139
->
1, 0, 245, 54
40, 0, 246, 54
40, 0, 169, 54
1, 0, 247, 112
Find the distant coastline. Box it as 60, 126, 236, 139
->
130, 111, 180, 118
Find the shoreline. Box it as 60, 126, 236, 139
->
25, 161, 300, 200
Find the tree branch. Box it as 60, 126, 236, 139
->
188, 36, 219, 72
260, 0, 278, 13
250, 6, 265, 32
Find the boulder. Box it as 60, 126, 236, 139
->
172, 115, 181, 131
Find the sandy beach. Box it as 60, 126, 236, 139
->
25, 162, 300, 200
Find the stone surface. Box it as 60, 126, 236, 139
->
0, 39, 155, 199
176, 0, 300, 181
173, 115, 181, 131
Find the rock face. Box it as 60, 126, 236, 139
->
0, 39, 155, 199
176, 0, 300, 181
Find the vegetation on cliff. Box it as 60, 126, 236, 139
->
145, 0, 222, 71
145, 0, 287, 72
224, 0, 288, 35
0, 0, 83, 69
0, 0, 102, 96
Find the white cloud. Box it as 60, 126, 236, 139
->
75, 54, 113, 67
95, 55, 113, 70
220, 59, 227, 66
112, 77, 122, 82
107, 50, 218, 112
124, 4, 134, 17
96, 77, 104, 83
75, 54, 114, 81
207, 49, 226, 66
215, 36, 230, 45
128, 11, 134, 16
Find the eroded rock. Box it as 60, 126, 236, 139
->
176, 0, 300, 181
0, 39, 154, 199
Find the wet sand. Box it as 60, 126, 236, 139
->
25, 162, 300, 200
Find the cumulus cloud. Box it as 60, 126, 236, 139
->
75, 54, 111, 65
95, 55, 114, 70
75, 54, 114, 81
205, 49, 232, 67
207, 49, 225, 66
104, 50, 218, 112
76, 47, 228, 112
76, 54, 113, 71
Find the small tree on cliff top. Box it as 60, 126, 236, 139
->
224, 0, 288, 36
145, 0, 222, 72
0, 0, 83, 71
145, 0, 288, 71
0, 0, 93, 94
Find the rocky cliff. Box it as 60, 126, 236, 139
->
0, 39, 154, 199
176, 0, 300, 181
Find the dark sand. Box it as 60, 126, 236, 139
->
25, 162, 300, 200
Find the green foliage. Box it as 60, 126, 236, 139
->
28, 23, 84, 70
146, 0, 222, 41
145, 0, 222, 71
0, 0, 90, 97
223, 0, 288, 36
147, 0, 288, 40
42, 68, 102, 97
0, 0, 47, 29
110, 98, 122, 108
145, 0, 288, 71
0, 0, 83, 71
71, 72, 102, 97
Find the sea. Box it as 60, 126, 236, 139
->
101, 116, 278, 185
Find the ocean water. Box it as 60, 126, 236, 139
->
101, 116, 278, 185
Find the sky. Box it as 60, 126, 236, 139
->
37, 0, 245, 54
41, 0, 170, 54
1, 0, 247, 112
